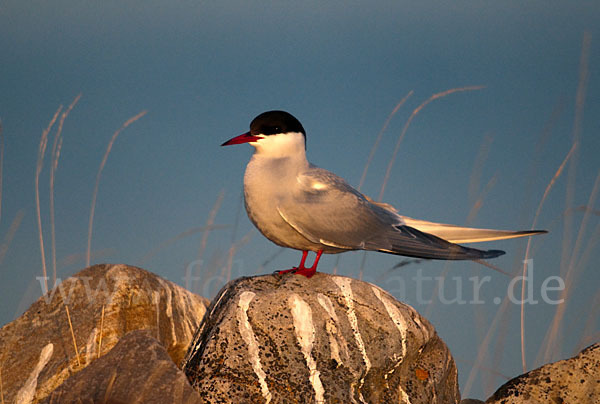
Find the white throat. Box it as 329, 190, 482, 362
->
251, 132, 306, 160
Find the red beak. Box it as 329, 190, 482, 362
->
221, 132, 262, 146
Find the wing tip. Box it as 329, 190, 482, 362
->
483, 249, 505, 259
520, 229, 548, 235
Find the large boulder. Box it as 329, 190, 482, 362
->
40, 330, 202, 404
486, 343, 600, 403
0, 264, 208, 404
182, 273, 460, 404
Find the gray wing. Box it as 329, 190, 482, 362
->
277, 166, 504, 260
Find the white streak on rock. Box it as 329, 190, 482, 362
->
372, 286, 415, 402
333, 277, 370, 404
411, 310, 430, 341
333, 278, 370, 370
185, 288, 227, 363
238, 291, 271, 404
318, 293, 359, 403
157, 279, 177, 343
400, 386, 412, 404
289, 294, 325, 404
317, 294, 337, 321
106, 265, 131, 306
85, 327, 98, 361
212, 288, 228, 312
15, 343, 54, 404
371, 286, 407, 357
175, 287, 206, 341
152, 290, 161, 339
317, 294, 344, 366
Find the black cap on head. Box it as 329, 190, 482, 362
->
249, 110, 306, 137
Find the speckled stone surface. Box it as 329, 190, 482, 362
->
182, 273, 460, 404
0, 264, 208, 404
486, 343, 599, 404
40, 330, 203, 404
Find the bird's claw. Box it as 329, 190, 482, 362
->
274, 267, 316, 278
274, 267, 298, 275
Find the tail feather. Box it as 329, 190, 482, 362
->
370, 225, 506, 261
401, 216, 547, 244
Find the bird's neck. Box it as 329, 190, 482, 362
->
251, 132, 307, 160
248, 150, 309, 176
246, 137, 309, 183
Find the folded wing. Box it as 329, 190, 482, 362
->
277, 167, 510, 260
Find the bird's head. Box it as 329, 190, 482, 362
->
222, 110, 306, 157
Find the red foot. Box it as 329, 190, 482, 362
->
275, 250, 323, 279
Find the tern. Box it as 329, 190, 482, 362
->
222, 110, 546, 278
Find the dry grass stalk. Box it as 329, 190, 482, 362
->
519, 141, 577, 371
558, 31, 591, 330
462, 291, 513, 397
36, 106, 63, 293
139, 224, 227, 265
331, 254, 341, 275
358, 249, 368, 280
473, 259, 510, 276
357, 91, 413, 191
457, 131, 530, 396
0, 209, 25, 266
197, 190, 225, 260
223, 193, 248, 281
361, 87, 485, 280
355, 93, 413, 279
466, 174, 497, 224
540, 171, 600, 365
534, 32, 592, 367
563, 31, 591, 225
468, 134, 494, 205
478, 32, 592, 388
103, 369, 118, 404
50, 94, 81, 285
485, 94, 565, 389
98, 304, 105, 359
576, 285, 600, 351
378, 86, 485, 201
65, 304, 81, 367
191, 189, 225, 291
254, 247, 285, 275
423, 138, 501, 352
454, 357, 510, 381
86, 110, 148, 267
223, 229, 253, 282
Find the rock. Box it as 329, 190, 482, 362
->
461, 400, 485, 404
486, 343, 600, 403
182, 273, 460, 404
40, 330, 202, 404
0, 264, 209, 404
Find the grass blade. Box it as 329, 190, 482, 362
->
378, 86, 485, 201
86, 110, 147, 267
36, 106, 63, 293
357, 91, 413, 191
50, 94, 81, 284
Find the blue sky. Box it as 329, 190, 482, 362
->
1, 1, 599, 399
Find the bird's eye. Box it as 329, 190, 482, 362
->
263, 126, 281, 135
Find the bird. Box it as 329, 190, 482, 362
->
221, 110, 546, 278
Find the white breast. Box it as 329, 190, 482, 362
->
243, 140, 324, 251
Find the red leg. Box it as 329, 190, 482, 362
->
293, 250, 323, 278
275, 251, 308, 275
276, 250, 323, 278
